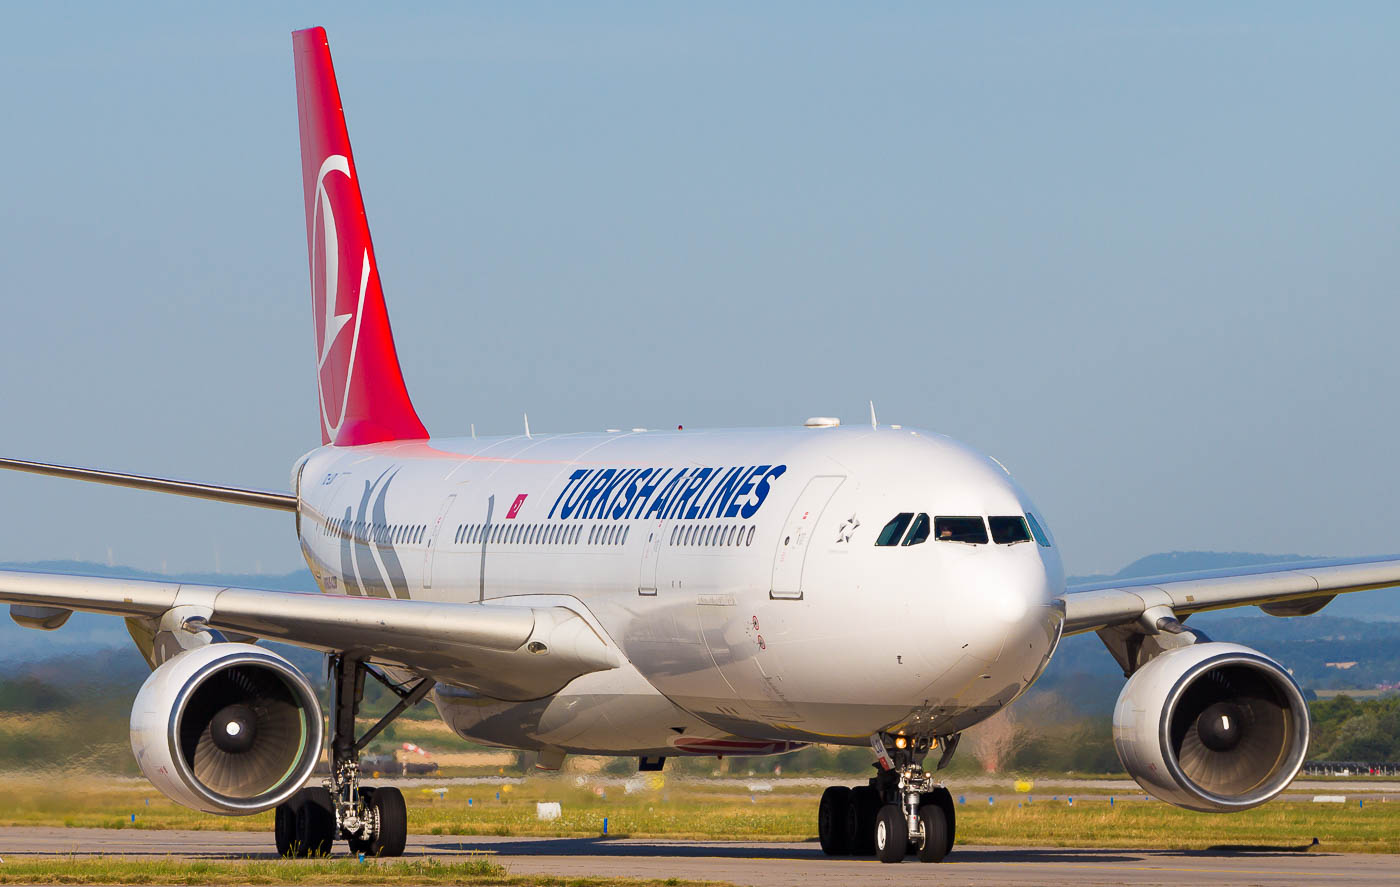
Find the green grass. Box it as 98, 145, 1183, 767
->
0, 856, 724, 885
956, 798, 1398, 853
0, 775, 1395, 853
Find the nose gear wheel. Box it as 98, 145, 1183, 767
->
814, 732, 958, 864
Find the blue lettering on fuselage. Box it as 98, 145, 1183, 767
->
548, 464, 786, 522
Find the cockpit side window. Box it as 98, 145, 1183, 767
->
1025, 512, 1052, 548
875, 513, 914, 546
989, 515, 1032, 545
902, 513, 931, 546
934, 516, 988, 544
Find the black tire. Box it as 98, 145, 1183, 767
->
364, 786, 408, 857
874, 804, 907, 864
928, 785, 956, 858
844, 785, 880, 856
917, 802, 949, 863
275, 787, 335, 858
817, 786, 852, 856
273, 802, 296, 857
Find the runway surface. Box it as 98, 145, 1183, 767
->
0, 827, 1395, 886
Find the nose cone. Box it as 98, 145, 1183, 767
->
912, 544, 1064, 723
967, 550, 1052, 624
996, 549, 1066, 688
940, 544, 1060, 650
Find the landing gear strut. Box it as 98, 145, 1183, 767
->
274, 655, 431, 858
816, 733, 957, 864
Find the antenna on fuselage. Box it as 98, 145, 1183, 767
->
524, 413, 532, 439
869, 400, 878, 430
470, 423, 476, 440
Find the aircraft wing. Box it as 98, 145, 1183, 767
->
0, 569, 619, 701
1059, 554, 1400, 635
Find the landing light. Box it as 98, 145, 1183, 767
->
894, 736, 908, 749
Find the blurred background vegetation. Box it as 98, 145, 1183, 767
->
1, 644, 1394, 779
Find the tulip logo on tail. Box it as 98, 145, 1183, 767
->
311, 154, 369, 443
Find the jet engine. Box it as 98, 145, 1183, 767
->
1112, 641, 1308, 812
129, 643, 322, 815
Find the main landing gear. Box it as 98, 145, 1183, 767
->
816, 733, 957, 864
275, 655, 432, 858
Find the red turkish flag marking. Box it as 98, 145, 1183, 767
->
506, 494, 528, 519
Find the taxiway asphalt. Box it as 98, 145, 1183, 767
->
0, 826, 1394, 885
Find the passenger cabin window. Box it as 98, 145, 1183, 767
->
875, 513, 914, 546
989, 516, 1032, 545
934, 516, 988, 544
1025, 512, 1052, 548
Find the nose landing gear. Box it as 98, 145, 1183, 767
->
815, 732, 957, 863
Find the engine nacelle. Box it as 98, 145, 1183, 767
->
130, 643, 323, 815
1113, 641, 1308, 812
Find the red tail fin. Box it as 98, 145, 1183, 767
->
292, 27, 428, 447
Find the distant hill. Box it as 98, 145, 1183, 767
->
0, 560, 317, 592
1069, 550, 1400, 622
1030, 551, 1400, 715
0, 555, 1395, 709
1071, 550, 1312, 583
0, 556, 1393, 775
0, 561, 318, 661
1036, 613, 1400, 711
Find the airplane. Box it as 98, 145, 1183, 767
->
1, 25, 1397, 864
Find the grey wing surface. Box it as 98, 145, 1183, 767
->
0, 569, 618, 700
1059, 554, 1400, 636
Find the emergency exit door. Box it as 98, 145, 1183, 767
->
769, 475, 844, 599
637, 521, 664, 595
422, 494, 456, 589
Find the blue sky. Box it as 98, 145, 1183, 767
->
1, 3, 1397, 577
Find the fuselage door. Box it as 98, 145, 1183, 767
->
638, 520, 664, 595
770, 475, 845, 600
422, 493, 457, 589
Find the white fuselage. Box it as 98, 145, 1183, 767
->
294, 425, 1066, 758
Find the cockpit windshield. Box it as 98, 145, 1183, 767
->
902, 513, 931, 546
934, 516, 988, 544
876, 513, 1039, 547
875, 513, 913, 546
989, 515, 1032, 545
1025, 512, 1052, 548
